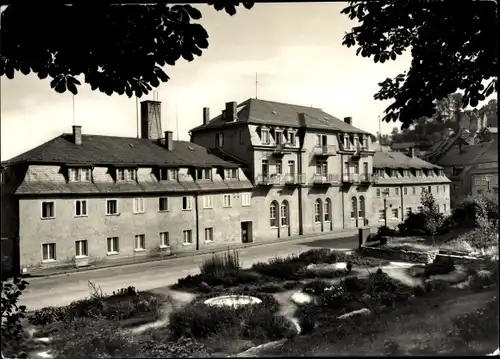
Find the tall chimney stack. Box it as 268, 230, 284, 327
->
225, 101, 237, 122
203, 107, 210, 125
72, 125, 82, 145
344, 117, 352, 125
164, 131, 174, 151
140, 101, 163, 140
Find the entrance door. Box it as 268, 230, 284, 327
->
241, 221, 253, 243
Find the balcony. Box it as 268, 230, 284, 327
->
312, 174, 341, 185
342, 173, 367, 184
272, 144, 293, 156
284, 173, 305, 186
359, 173, 373, 183
256, 174, 283, 186
313, 145, 337, 156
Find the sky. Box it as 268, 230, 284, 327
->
0, 3, 455, 160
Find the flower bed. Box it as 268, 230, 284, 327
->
360, 244, 438, 264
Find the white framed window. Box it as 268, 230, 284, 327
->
315, 134, 322, 147
261, 129, 270, 144
134, 234, 146, 251
225, 168, 239, 180
182, 196, 192, 210
127, 168, 136, 181
289, 132, 296, 145
391, 209, 399, 219
159, 197, 169, 211
41, 201, 55, 219
205, 227, 214, 242
403, 187, 408, 195
378, 210, 385, 221
324, 199, 331, 222
316, 160, 327, 175
107, 237, 119, 254
376, 189, 381, 197
241, 193, 251, 207
314, 199, 322, 223
196, 168, 212, 180
42, 243, 56, 262
69, 168, 91, 182
350, 197, 357, 219
75, 240, 88, 258
81, 168, 91, 181
159, 232, 170, 248
106, 199, 118, 215
412, 187, 416, 195
183, 230, 193, 245
270, 202, 278, 227
75, 200, 87, 217
116, 168, 126, 181
69, 168, 79, 182
280, 201, 289, 226
395, 188, 399, 196
202, 195, 213, 209
223, 194, 232, 207
275, 131, 283, 145
276, 160, 282, 174
133, 198, 145, 214
168, 169, 177, 181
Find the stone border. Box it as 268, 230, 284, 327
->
360, 245, 438, 264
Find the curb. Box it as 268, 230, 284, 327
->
24, 228, 373, 280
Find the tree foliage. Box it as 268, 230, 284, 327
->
420, 192, 444, 245
342, 0, 498, 129
0, 1, 254, 97
1, 277, 29, 359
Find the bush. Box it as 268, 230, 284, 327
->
451, 196, 499, 229
377, 225, 396, 237
452, 296, 499, 342
251, 255, 304, 280
175, 270, 262, 290
398, 212, 429, 236
296, 304, 317, 334
424, 258, 455, 278
1, 277, 29, 359
341, 275, 367, 293
303, 280, 329, 295
200, 250, 240, 277
138, 336, 212, 358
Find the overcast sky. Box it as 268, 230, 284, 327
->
0, 3, 430, 160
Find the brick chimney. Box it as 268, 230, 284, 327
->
140, 101, 163, 140
225, 101, 237, 122
344, 117, 352, 125
203, 107, 210, 125
72, 125, 82, 145
164, 131, 174, 151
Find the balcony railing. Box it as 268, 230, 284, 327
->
256, 174, 283, 186
359, 173, 373, 182
284, 173, 305, 185
313, 145, 337, 156
312, 174, 341, 185
341, 173, 373, 183
272, 144, 292, 156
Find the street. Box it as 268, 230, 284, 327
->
19, 231, 360, 311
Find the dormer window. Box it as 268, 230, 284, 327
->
116, 168, 126, 181
116, 168, 136, 182
127, 169, 136, 181
391, 169, 397, 177
362, 135, 368, 149
159, 168, 177, 181
353, 136, 359, 150
275, 130, 283, 146
216, 133, 224, 147
288, 131, 296, 146
68, 168, 92, 182
343, 135, 350, 149
261, 129, 270, 144
225, 168, 239, 180
196, 168, 211, 180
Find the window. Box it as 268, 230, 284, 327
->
223, 194, 232, 207
391, 208, 399, 219
378, 210, 385, 221
239, 130, 244, 145
385, 188, 390, 195
314, 199, 322, 223
376, 189, 381, 197
359, 196, 365, 218
275, 131, 283, 145
160, 168, 177, 181
405, 207, 412, 217
362, 136, 368, 149
270, 202, 278, 227
324, 199, 331, 222
316, 160, 327, 175
127, 169, 136, 181
182, 196, 192, 210
354, 163, 359, 174
69, 168, 91, 182
436, 185, 440, 193
474, 176, 481, 186
225, 168, 238, 179
395, 188, 399, 196
344, 162, 349, 175
344, 136, 350, 149
202, 195, 213, 209
159, 197, 169, 211
216, 133, 224, 147
412, 187, 416, 195
75, 200, 87, 217
350, 197, 357, 219
276, 160, 282, 174
242, 193, 251, 206
159, 232, 170, 248
289, 132, 296, 145
261, 129, 270, 144
134, 234, 146, 251
75, 240, 88, 257
442, 185, 446, 192
183, 230, 193, 245
81, 168, 91, 181
281, 201, 289, 226
196, 168, 211, 180
41, 201, 55, 219
116, 168, 126, 181
315, 135, 321, 146
403, 187, 408, 195
427, 186, 432, 193
443, 204, 447, 212
107, 237, 119, 254
133, 198, 145, 214
205, 228, 214, 242
69, 168, 78, 182
106, 199, 118, 215
421, 187, 426, 193
42, 243, 56, 261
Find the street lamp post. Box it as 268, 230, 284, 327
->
382, 190, 389, 227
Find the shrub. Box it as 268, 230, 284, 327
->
298, 248, 339, 264
200, 250, 240, 277
256, 282, 284, 293
296, 304, 317, 334
452, 296, 499, 342
175, 270, 262, 290
138, 336, 212, 358
398, 212, 429, 236
341, 275, 367, 293
251, 255, 303, 280
303, 280, 329, 295
29, 306, 69, 326
377, 225, 396, 237
451, 195, 499, 229
1, 277, 29, 359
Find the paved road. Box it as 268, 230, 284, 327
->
19, 231, 360, 311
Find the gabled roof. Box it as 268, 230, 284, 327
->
373, 150, 441, 170
3, 133, 242, 168
190, 98, 370, 135
435, 141, 496, 167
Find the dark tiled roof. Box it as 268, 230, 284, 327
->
3, 134, 242, 168
435, 141, 496, 167
190, 98, 370, 135
373, 150, 441, 169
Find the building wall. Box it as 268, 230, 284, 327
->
302, 131, 342, 181
471, 172, 499, 198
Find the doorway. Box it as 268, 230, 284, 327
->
241, 221, 253, 243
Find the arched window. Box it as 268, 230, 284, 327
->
281, 201, 289, 226
324, 198, 331, 222
359, 196, 366, 218
351, 197, 357, 219
270, 201, 278, 227
314, 198, 322, 223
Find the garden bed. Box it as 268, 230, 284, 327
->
360, 244, 438, 264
